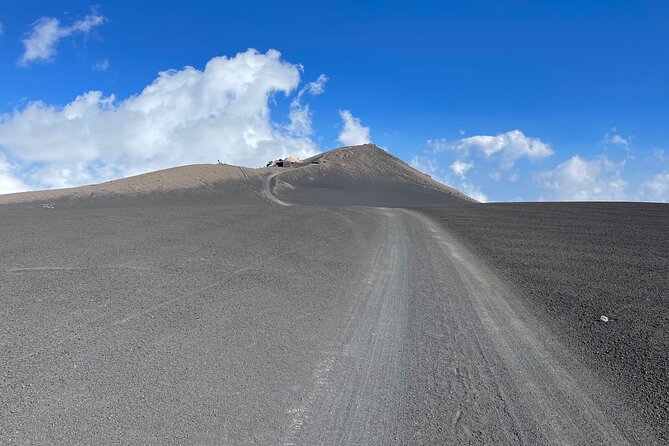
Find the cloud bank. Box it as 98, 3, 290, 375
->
19, 11, 106, 66
0, 49, 319, 190
416, 130, 555, 201
535, 155, 627, 201
430, 130, 553, 169
338, 110, 371, 146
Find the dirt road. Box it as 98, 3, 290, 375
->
1, 205, 659, 444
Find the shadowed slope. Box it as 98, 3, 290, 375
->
269, 144, 475, 206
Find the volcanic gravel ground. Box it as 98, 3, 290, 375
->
2, 204, 662, 444
1, 144, 666, 443
418, 202, 669, 440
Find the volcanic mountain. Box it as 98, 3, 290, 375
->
2, 143, 668, 444
0, 144, 474, 208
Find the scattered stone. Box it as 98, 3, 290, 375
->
600, 315, 609, 322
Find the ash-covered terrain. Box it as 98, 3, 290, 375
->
1, 144, 666, 445
419, 202, 669, 440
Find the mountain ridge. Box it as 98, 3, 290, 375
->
0, 144, 475, 207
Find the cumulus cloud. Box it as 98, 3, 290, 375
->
644, 172, 669, 202
420, 130, 552, 200
287, 74, 327, 137
535, 155, 627, 201
0, 49, 320, 190
428, 130, 553, 169
0, 154, 29, 194
338, 110, 371, 146
450, 160, 473, 178
305, 74, 328, 96
19, 11, 106, 66
452, 130, 553, 169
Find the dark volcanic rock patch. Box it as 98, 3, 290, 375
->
418, 201, 669, 440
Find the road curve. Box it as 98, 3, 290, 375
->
262, 166, 316, 206
0, 205, 660, 444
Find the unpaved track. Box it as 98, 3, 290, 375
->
282, 208, 657, 445
262, 165, 316, 207
262, 169, 295, 206
1, 204, 660, 444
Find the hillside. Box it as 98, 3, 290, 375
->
270, 144, 475, 206
0, 144, 473, 208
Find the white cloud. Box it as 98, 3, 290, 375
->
428, 130, 553, 169
644, 172, 669, 202
287, 74, 328, 137
306, 74, 328, 95
603, 128, 632, 148
0, 49, 320, 190
460, 181, 487, 202
489, 170, 501, 182
287, 102, 312, 138
92, 58, 110, 72
338, 110, 371, 146
509, 172, 519, 183
410, 155, 485, 202
535, 155, 627, 201
450, 159, 473, 178
454, 130, 553, 168
19, 11, 106, 66
0, 154, 29, 194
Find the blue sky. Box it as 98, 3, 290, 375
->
0, 0, 667, 201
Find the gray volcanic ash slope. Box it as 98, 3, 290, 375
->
1, 143, 667, 444
269, 144, 475, 206
0, 144, 473, 208
0, 163, 269, 208
419, 202, 669, 439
